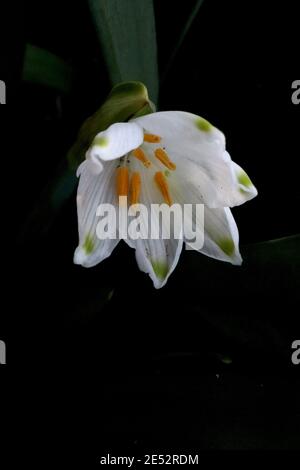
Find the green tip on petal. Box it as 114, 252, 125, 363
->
151, 260, 169, 280
83, 234, 95, 255
237, 171, 253, 188
218, 238, 235, 256
93, 136, 109, 147
195, 117, 213, 132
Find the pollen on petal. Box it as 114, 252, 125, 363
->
132, 148, 151, 168
130, 172, 141, 205
116, 167, 129, 198
144, 133, 161, 143
154, 148, 176, 170
154, 171, 173, 206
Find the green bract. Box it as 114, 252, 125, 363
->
68, 81, 155, 169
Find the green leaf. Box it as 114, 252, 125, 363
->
22, 44, 74, 94
88, 0, 159, 103
162, 0, 205, 83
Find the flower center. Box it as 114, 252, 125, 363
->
116, 132, 176, 205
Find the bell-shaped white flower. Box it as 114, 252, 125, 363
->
74, 111, 257, 288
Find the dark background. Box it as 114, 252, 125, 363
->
1, 0, 300, 459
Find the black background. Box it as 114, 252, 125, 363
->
1, 0, 300, 460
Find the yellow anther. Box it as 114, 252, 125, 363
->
116, 167, 129, 198
154, 172, 173, 206
144, 133, 162, 143
154, 148, 176, 171
132, 148, 151, 168
130, 172, 141, 205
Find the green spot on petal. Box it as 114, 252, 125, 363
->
195, 117, 213, 132
218, 238, 235, 256
83, 234, 95, 255
237, 171, 252, 188
164, 170, 171, 177
151, 260, 169, 280
93, 136, 108, 147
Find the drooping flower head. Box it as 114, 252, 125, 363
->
74, 110, 257, 288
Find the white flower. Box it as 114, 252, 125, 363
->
74, 111, 257, 288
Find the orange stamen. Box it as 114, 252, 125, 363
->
116, 167, 129, 198
143, 133, 161, 143
132, 148, 151, 168
154, 172, 173, 206
130, 172, 141, 205
154, 148, 176, 170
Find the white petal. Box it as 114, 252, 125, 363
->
125, 155, 183, 288
230, 160, 258, 204
169, 158, 219, 207
134, 236, 183, 289
186, 206, 242, 265
74, 159, 119, 268
134, 111, 257, 208
134, 111, 225, 163
88, 122, 143, 163
172, 152, 258, 208
82, 151, 103, 175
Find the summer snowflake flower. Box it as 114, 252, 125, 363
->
74, 111, 257, 288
